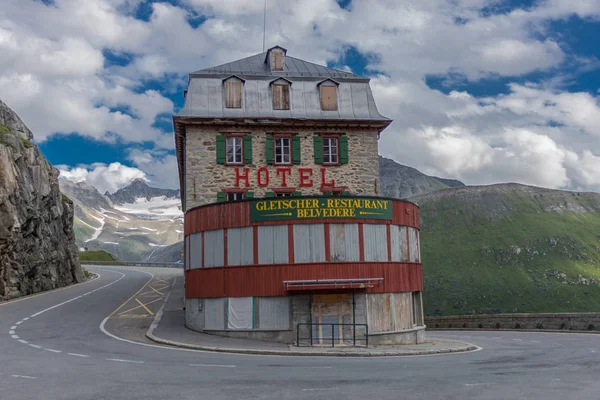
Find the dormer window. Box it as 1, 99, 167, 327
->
223, 76, 244, 109
265, 45, 287, 72
271, 78, 291, 110
318, 79, 339, 111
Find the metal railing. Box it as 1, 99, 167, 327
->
296, 323, 369, 347
80, 260, 183, 268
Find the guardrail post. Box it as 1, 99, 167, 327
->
296, 324, 300, 347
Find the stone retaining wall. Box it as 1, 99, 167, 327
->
425, 313, 600, 331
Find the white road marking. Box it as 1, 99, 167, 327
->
10, 326, 16, 330
18, 339, 28, 344
29, 344, 42, 349
513, 339, 523, 341
11, 375, 37, 380
67, 353, 90, 358
531, 340, 541, 343
106, 358, 144, 364
303, 388, 338, 392
45, 349, 62, 353
22, 317, 29, 321
465, 383, 492, 387
9, 330, 15, 335
16, 321, 23, 325
189, 364, 236, 368
29, 272, 126, 319
11, 335, 19, 339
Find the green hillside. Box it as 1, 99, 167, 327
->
79, 250, 116, 262
412, 183, 600, 316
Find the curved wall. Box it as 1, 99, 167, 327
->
184, 198, 422, 299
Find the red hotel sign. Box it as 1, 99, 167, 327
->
234, 167, 335, 188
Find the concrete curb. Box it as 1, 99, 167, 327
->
145, 280, 479, 357
428, 328, 600, 335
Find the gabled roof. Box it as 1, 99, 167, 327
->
191, 52, 367, 81
269, 77, 293, 85
264, 45, 287, 63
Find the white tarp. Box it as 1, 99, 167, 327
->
227, 297, 253, 330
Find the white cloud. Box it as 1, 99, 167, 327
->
1, 0, 600, 192
58, 162, 147, 194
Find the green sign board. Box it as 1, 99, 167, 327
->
250, 197, 392, 222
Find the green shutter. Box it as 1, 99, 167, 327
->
293, 191, 302, 197
323, 191, 333, 196
245, 191, 254, 199
265, 192, 275, 198
313, 135, 323, 164
342, 191, 350, 196
216, 135, 225, 164
244, 135, 252, 164
292, 136, 301, 164
266, 134, 274, 165
217, 192, 226, 203
340, 135, 349, 164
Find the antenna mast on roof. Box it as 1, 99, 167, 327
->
262, 0, 267, 52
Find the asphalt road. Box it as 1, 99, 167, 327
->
2, 266, 600, 400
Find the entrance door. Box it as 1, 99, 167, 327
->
311, 294, 353, 345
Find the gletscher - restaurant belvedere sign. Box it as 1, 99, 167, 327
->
250, 197, 392, 222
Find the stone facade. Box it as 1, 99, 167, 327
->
426, 313, 600, 332
184, 125, 380, 210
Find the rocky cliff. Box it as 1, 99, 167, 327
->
0, 100, 82, 301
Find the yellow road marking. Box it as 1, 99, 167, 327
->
135, 298, 154, 315
107, 274, 155, 319
138, 285, 165, 296
117, 297, 162, 316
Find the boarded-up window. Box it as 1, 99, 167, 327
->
225, 80, 242, 108
258, 225, 288, 264
367, 293, 412, 332
408, 227, 420, 262
330, 224, 360, 261
273, 84, 290, 110
412, 292, 423, 326
294, 224, 326, 263
389, 225, 409, 262
227, 227, 253, 266
204, 298, 226, 330
271, 51, 284, 71
189, 232, 202, 269
363, 224, 388, 261
204, 230, 224, 267
258, 297, 290, 329
227, 297, 253, 330
320, 86, 337, 111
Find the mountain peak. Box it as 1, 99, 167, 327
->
107, 179, 180, 205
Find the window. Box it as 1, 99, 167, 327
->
320, 85, 337, 111
412, 292, 423, 326
323, 137, 339, 164
274, 136, 291, 164
272, 84, 290, 110
225, 80, 242, 108
226, 136, 243, 164
227, 192, 244, 201
275, 192, 292, 197
271, 51, 284, 71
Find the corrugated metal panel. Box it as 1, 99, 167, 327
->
294, 224, 326, 263
258, 297, 290, 329
330, 224, 360, 262
204, 230, 224, 267
258, 225, 288, 264
204, 298, 225, 330
363, 224, 388, 262
189, 232, 202, 269
227, 227, 253, 266
409, 227, 420, 263
185, 235, 190, 270
227, 297, 253, 330
186, 263, 423, 298
389, 225, 409, 262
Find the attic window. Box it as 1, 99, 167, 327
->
271, 51, 284, 71
272, 80, 290, 110
224, 77, 243, 108
319, 80, 338, 111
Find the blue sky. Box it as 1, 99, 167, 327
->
1, 0, 600, 193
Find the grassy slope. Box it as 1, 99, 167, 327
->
413, 184, 600, 316
79, 250, 116, 261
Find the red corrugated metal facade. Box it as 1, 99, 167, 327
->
185, 262, 422, 298
184, 198, 422, 298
